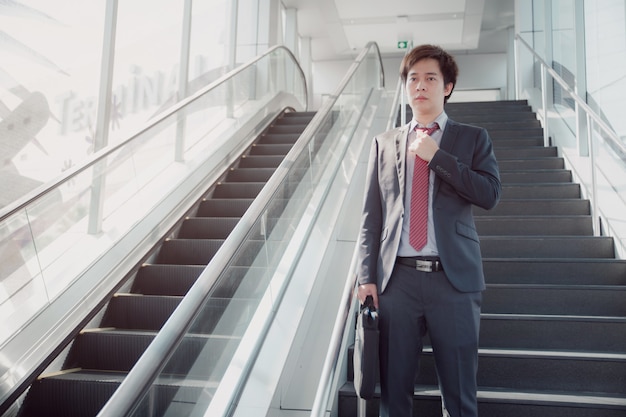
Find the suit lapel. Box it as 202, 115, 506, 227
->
440, 119, 459, 153
395, 125, 410, 200
434, 119, 459, 196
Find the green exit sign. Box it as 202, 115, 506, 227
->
397, 41, 409, 49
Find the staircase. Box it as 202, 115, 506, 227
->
339, 100, 626, 416
12, 111, 316, 417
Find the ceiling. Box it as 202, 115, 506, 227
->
281, 0, 515, 61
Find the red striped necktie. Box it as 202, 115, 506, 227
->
409, 123, 439, 251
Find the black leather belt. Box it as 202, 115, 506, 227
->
396, 257, 443, 272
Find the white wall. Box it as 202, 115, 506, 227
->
310, 52, 508, 110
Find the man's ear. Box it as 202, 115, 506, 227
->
444, 82, 454, 96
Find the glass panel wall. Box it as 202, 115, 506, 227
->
584, 0, 626, 143
516, 0, 626, 256
108, 1, 184, 144
0, 0, 271, 212
0, 1, 106, 208
0, 0, 295, 354
551, 0, 577, 133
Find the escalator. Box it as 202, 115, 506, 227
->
12, 110, 316, 417
2, 41, 385, 417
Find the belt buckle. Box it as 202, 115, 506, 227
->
414, 259, 433, 272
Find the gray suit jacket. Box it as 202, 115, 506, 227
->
357, 118, 501, 293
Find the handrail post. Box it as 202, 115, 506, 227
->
587, 114, 600, 236
175, 0, 193, 162
88, 0, 118, 234
514, 37, 520, 100
540, 65, 549, 147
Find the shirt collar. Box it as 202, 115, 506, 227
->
409, 111, 448, 132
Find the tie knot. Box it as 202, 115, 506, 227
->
414, 123, 439, 136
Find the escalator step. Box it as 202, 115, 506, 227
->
238, 155, 284, 168
131, 265, 271, 299
131, 264, 205, 296
156, 239, 224, 265
225, 167, 274, 182
267, 125, 307, 135
18, 370, 209, 417
279, 114, 316, 124
101, 294, 181, 330
64, 331, 236, 377
196, 198, 254, 217
189, 297, 257, 336
208, 266, 270, 299
249, 143, 293, 155
179, 217, 240, 239
13, 110, 314, 417
212, 182, 266, 198
17, 371, 123, 417
258, 133, 301, 144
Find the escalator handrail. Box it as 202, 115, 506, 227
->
309, 71, 401, 417
0, 45, 307, 222
96, 41, 384, 417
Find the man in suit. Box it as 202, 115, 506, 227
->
356, 44, 501, 417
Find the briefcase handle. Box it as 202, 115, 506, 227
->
360, 295, 378, 319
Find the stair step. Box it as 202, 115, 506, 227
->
496, 146, 557, 158
500, 169, 572, 183
488, 128, 544, 138
480, 236, 614, 258
415, 348, 626, 394
483, 284, 626, 315
475, 199, 589, 216
480, 236, 615, 258
446, 100, 529, 109
451, 113, 540, 123
338, 383, 626, 417
502, 183, 580, 199
346, 344, 626, 395
480, 314, 626, 352
492, 138, 544, 147
498, 157, 564, 170
475, 215, 593, 235
471, 119, 543, 129
483, 258, 626, 285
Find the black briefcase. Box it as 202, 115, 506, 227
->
353, 295, 379, 399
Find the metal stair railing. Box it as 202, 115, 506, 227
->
515, 34, 626, 256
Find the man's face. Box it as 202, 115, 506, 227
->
405, 58, 453, 119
